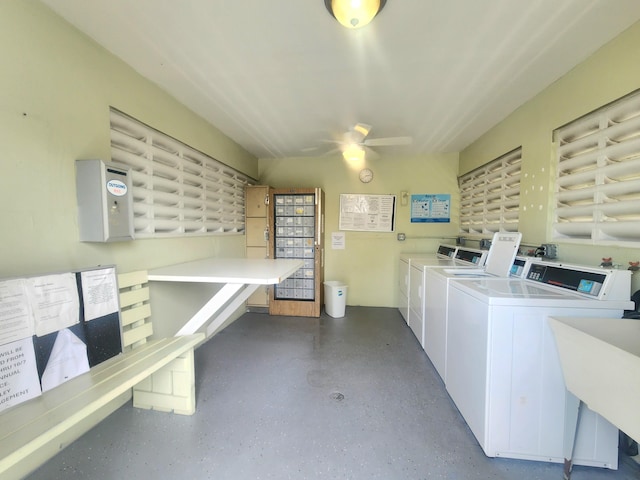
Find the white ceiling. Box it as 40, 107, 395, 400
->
41, 0, 640, 160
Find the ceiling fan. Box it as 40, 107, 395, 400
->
324, 123, 413, 161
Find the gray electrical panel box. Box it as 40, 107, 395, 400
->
76, 159, 134, 242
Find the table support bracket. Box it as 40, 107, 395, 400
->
205, 284, 260, 338
175, 283, 246, 336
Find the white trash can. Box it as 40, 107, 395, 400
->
324, 281, 348, 318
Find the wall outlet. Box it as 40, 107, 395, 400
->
397, 233, 406, 241
541, 243, 558, 259
479, 239, 492, 249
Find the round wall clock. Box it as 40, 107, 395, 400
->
359, 168, 374, 183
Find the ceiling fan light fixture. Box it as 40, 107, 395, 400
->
343, 143, 365, 162
325, 0, 386, 29
353, 122, 371, 137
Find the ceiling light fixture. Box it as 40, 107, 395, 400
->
343, 143, 365, 162
324, 0, 387, 29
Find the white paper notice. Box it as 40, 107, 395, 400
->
331, 232, 346, 249
26, 273, 80, 337
339, 194, 396, 232
0, 337, 42, 412
0, 278, 34, 346
40, 328, 90, 392
81, 267, 118, 321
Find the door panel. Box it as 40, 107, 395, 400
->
269, 188, 324, 317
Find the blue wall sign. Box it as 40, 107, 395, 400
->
410, 194, 451, 223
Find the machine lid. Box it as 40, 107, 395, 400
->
411, 257, 459, 268
441, 268, 490, 276
483, 232, 522, 277
451, 276, 634, 309
439, 233, 523, 278
468, 278, 579, 297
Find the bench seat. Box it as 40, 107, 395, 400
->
0, 270, 204, 479
0, 333, 203, 479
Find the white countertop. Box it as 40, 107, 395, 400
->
148, 257, 304, 284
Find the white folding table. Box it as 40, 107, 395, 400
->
148, 258, 303, 338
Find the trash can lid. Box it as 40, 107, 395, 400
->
324, 281, 347, 287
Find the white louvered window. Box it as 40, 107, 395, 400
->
109, 108, 253, 238
458, 148, 522, 236
553, 90, 640, 245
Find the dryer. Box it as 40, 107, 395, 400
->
398, 244, 458, 322
406, 246, 487, 345
445, 264, 633, 469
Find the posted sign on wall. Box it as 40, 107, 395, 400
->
410, 194, 451, 223
339, 194, 396, 232
0, 267, 122, 412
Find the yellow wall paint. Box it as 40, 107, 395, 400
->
1, 1, 256, 332
0, 0, 255, 275
259, 152, 460, 307
460, 21, 640, 293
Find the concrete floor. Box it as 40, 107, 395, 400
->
29, 307, 639, 479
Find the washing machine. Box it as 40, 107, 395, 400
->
405, 246, 488, 345
422, 232, 522, 379
445, 263, 633, 469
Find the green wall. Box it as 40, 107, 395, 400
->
1, 1, 257, 334
259, 152, 460, 307
0, 0, 256, 276
460, 20, 640, 293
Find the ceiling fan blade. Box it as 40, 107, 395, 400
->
363, 136, 413, 147
363, 145, 380, 159
324, 146, 343, 156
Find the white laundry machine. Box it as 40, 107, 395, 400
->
445, 263, 633, 469
398, 244, 459, 322
422, 232, 522, 379
405, 246, 488, 345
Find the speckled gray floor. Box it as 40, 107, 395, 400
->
29, 307, 639, 479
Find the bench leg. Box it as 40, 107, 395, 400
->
133, 349, 197, 415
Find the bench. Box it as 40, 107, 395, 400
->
0, 270, 204, 480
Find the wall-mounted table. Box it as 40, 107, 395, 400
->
148, 258, 303, 338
